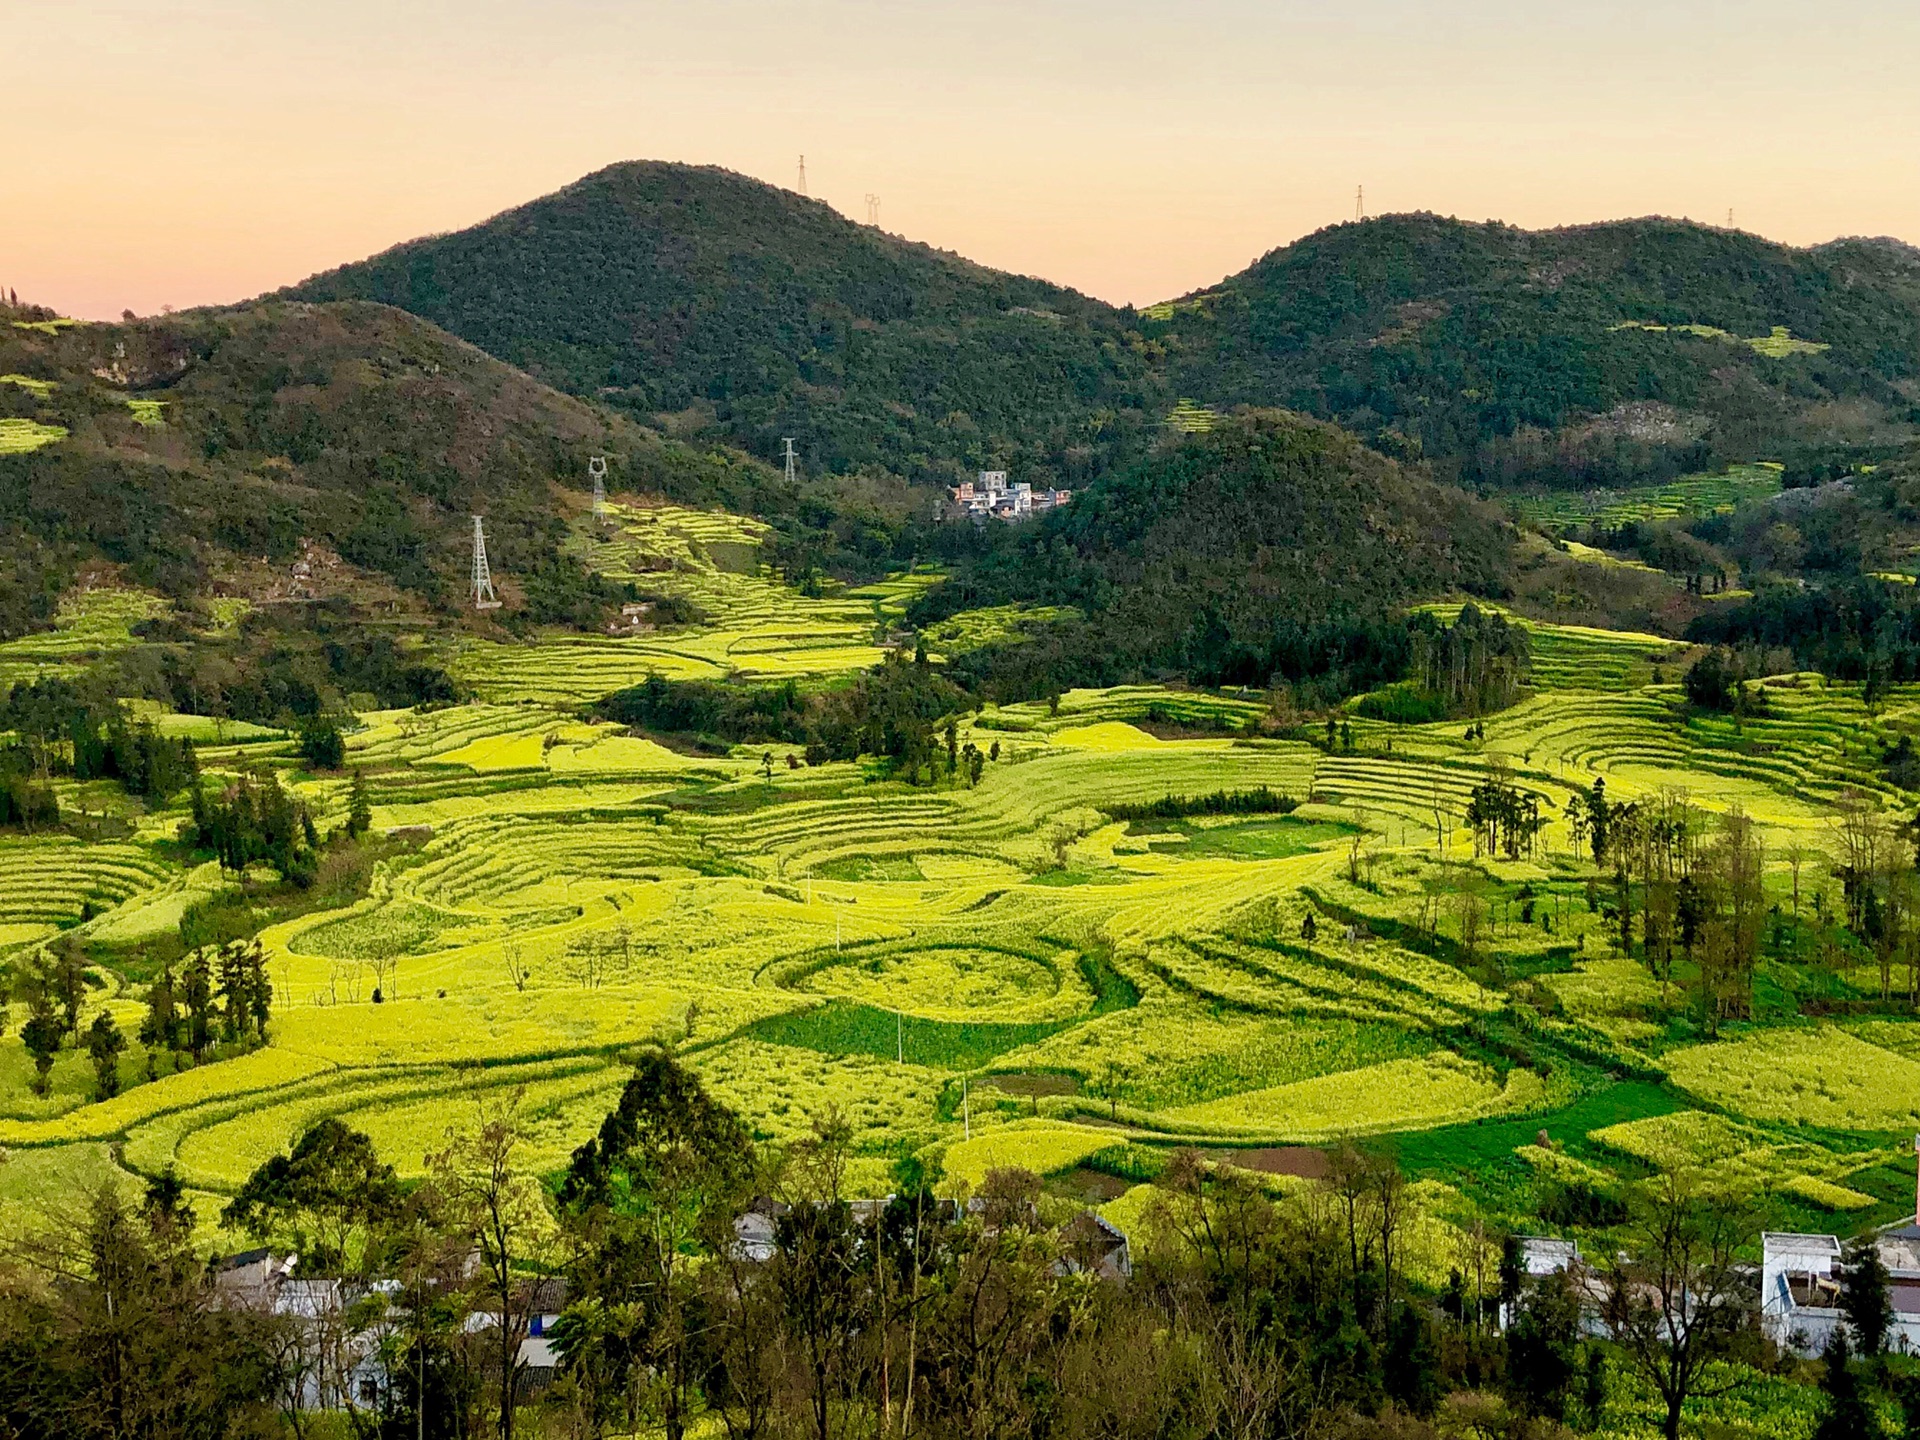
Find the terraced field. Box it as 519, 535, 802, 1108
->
7, 565, 1920, 1249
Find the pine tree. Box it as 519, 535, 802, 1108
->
1841, 1238, 1895, 1356
181, 951, 215, 1064
245, 942, 272, 1044
86, 1012, 125, 1100
139, 962, 179, 1079
1814, 1329, 1875, 1440
346, 768, 372, 838
217, 942, 249, 1041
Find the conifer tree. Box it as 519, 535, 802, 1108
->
86, 1012, 125, 1100
139, 962, 179, 1079
181, 951, 215, 1064
346, 768, 372, 838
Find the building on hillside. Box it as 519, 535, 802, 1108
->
1762, 1223, 1920, 1355
212, 1250, 392, 1410
1057, 1211, 1133, 1282
948, 470, 1071, 523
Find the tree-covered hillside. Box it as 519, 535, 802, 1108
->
0, 298, 873, 637
283, 161, 1165, 490
915, 408, 1519, 693
1153, 215, 1920, 488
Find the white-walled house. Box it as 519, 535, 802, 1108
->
1761, 1223, 1920, 1355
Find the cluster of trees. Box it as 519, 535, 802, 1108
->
1687, 579, 1920, 685
0, 678, 198, 800
1465, 767, 1546, 861
0, 1049, 1881, 1440
0, 743, 58, 830
139, 939, 273, 1075
1104, 785, 1299, 823
603, 654, 969, 780
9, 939, 101, 1096
186, 772, 321, 886
1568, 781, 1769, 1024
1682, 649, 1772, 715
1407, 604, 1531, 717
916, 412, 1515, 702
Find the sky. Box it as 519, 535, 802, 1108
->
6, 0, 1919, 320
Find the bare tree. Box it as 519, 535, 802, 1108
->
1602, 1168, 1754, 1440
502, 936, 531, 993
425, 1086, 557, 1440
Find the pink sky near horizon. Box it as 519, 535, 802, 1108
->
5, 0, 1919, 321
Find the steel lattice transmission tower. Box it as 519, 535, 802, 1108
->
1356, 185, 1364, 221
782, 437, 799, 487
864, 194, 880, 226
589, 455, 608, 522
470, 515, 501, 610
797, 154, 808, 196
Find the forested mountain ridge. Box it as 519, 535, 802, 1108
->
0, 298, 795, 636
914, 407, 1524, 694
282, 160, 1165, 491
1149, 215, 1920, 489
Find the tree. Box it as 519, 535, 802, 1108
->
555, 1049, 757, 1440
297, 716, 345, 770
1507, 1267, 1584, 1420
345, 767, 373, 838
181, 949, 215, 1063
1840, 1237, 1894, 1356
1602, 1169, 1753, 1440
138, 962, 179, 1079
427, 1087, 557, 1440
53, 936, 87, 1035
20, 999, 62, 1097
85, 1012, 124, 1100
1813, 1329, 1875, 1440
223, 1117, 400, 1274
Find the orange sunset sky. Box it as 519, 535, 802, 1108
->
5, 1, 1919, 321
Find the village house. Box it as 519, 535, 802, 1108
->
948, 470, 1072, 523
1762, 1223, 1920, 1355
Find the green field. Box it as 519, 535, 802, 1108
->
7, 545, 1920, 1251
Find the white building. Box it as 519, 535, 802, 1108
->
1761, 1224, 1920, 1355
948, 470, 1071, 523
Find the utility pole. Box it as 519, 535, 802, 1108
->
797, 154, 808, 196
782, 437, 799, 487
589, 455, 607, 523
470, 516, 501, 610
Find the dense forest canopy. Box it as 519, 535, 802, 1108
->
914, 409, 1518, 695
1153, 215, 1920, 488
284, 161, 1165, 491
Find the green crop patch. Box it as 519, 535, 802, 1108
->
742, 1002, 1076, 1070
1141, 815, 1358, 860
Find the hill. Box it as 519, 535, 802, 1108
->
913, 408, 1523, 693
0, 297, 818, 637
281, 160, 1164, 489
1151, 214, 1920, 488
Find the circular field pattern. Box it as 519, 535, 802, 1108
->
797, 946, 1087, 1022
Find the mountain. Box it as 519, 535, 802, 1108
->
281, 161, 1164, 490
912, 408, 1525, 694
1150, 214, 1920, 488
0, 297, 789, 636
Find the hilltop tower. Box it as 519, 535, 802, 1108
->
471, 515, 501, 610
783, 438, 799, 487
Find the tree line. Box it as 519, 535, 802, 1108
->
0, 1048, 1909, 1440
